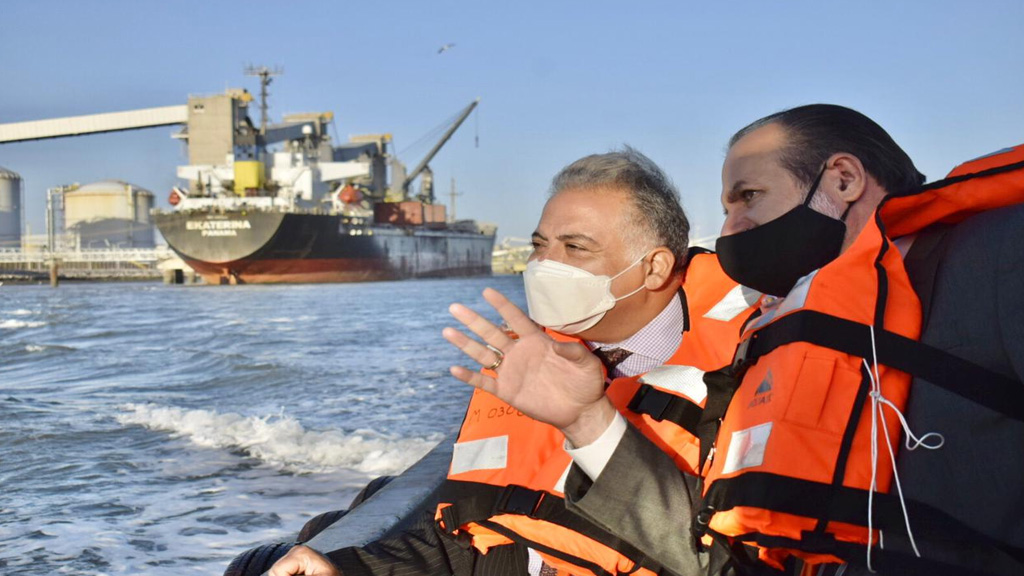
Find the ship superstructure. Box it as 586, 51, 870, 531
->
0, 69, 495, 284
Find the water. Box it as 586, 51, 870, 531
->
0, 276, 527, 575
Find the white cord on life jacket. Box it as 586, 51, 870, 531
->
864, 323, 944, 572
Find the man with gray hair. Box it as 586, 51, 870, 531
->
271, 147, 755, 576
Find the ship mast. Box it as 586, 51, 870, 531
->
244, 65, 283, 137
449, 177, 462, 223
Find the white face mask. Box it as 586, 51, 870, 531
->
523, 253, 649, 335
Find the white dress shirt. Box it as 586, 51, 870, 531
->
566, 292, 686, 479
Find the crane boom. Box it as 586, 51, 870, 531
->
402, 99, 479, 191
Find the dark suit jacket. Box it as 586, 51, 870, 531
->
326, 503, 528, 576
564, 424, 709, 576
847, 203, 1024, 574
564, 204, 1024, 576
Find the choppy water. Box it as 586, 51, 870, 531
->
0, 276, 527, 575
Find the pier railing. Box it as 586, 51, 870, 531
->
0, 247, 180, 279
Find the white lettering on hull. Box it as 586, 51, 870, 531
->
186, 220, 252, 232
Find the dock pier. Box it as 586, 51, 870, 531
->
0, 247, 192, 283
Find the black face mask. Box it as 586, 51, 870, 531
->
716, 167, 849, 297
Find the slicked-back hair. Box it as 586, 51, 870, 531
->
729, 104, 926, 196
550, 146, 690, 273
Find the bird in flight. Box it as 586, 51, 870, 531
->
437, 43, 456, 54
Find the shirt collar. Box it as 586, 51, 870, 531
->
586, 292, 684, 374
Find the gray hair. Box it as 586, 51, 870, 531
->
550, 146, 690, 272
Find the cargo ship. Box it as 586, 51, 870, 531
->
153, 69, 495, 284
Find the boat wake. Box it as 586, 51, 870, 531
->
117, 403, 443, 475
0, 319, 46, 329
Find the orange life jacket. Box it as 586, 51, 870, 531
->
435, 251, 757, 576
695, 142, 1024, 571
697, 210, 921, 570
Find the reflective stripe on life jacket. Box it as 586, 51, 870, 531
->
436, 251, 757, 576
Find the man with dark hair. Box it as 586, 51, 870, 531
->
271, 147, 758, 576
728, 104, 925, 198
445, 104, 1024, 576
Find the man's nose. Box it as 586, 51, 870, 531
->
720, 212, 749, 236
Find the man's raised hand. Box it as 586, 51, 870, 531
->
443, 288, 615, 445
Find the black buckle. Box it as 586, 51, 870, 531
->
691, 505, 715, 552
629, 385, 673, 422
692, 505, 714, 537
496, 485, 545, 517
731, 333, 758, 373
439, 505, 460, 535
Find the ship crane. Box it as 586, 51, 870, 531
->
393, 98, 479, 203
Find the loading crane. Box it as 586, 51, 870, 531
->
391, 99, 479, 203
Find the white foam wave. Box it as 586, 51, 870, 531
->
117, 403, 440, 475
25, 345, 45, 352
10, 309, 33, 316
0, 319, 46, 329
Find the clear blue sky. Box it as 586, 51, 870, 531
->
3, 0, 1024, 242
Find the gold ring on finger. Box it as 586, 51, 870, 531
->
483, 344, 505, 371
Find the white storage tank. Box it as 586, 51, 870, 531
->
0, 166, 22, 250
64, 180, 155, 248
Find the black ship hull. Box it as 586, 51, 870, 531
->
154, 211, 495, 284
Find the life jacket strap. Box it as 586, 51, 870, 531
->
731, 309, 1024, 422
747, 531, 1024, 576
699, 527, 790, 576
498, 484, 551, 518
475, 519, 617, 576
627, 384, 703, 434
701, 471, 1024, 573
436, 480, 669, 575
696, 365, 744, 473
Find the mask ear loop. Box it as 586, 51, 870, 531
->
609, 249, 655, 281
840, 201, 854, 222
805, 164, 856, 222
613, 282, 647, 302
609, 250, 655, 302
801, 165, 829, 207
863, 323, 945, 572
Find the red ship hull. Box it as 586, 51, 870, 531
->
155, 210, 495, 285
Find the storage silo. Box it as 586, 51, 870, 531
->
0, 166, 22, 250
64, 180, 155, 248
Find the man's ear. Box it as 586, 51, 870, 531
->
828, 152, 867, 204
644, 247, 676, 291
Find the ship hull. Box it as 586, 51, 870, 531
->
154, 211, 495, 284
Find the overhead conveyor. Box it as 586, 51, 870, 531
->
0, 105, 189, 144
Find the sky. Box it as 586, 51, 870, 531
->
2, 0, 1024, 245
